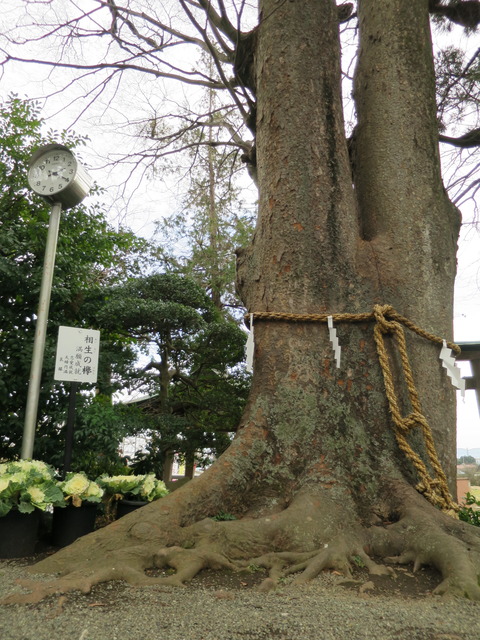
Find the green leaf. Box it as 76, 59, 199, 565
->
17, 502, 35, 514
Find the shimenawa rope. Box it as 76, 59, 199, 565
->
245, 304, 459, 513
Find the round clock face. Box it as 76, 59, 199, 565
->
28, 149, 77, 197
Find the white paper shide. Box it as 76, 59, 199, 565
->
439, 339, 466, 397
328, 315, 341, 369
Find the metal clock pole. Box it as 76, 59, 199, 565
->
22, 202, 62, 459
22, 144, 92, 460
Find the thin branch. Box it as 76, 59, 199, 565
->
1, 52, 226, 90
437, 46, 480, 115
196, 0, 239, 44
95, 0, 210, 52
178, 0, 248, 121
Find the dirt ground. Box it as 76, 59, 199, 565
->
3, 546, 480, 640
4, 543, 446, 600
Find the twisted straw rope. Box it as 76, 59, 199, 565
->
246, 304, 459, 513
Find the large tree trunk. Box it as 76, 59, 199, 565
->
6, 0, 480, 605
352, 0, 461, 488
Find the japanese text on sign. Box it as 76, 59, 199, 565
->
54, 326, 100, 383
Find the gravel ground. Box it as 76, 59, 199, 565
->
1, 556, 480, 640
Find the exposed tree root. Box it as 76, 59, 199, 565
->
366, 484, 480, 600
2, 475, 480, 605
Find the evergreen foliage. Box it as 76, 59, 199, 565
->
97, 273, 250, 476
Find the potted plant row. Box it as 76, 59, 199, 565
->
0, 461, 105, 555
97, 473, 169, 519
0, 461, 169, 557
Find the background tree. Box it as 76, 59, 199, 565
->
158, 127, 255, 312
149, 63, 255, 312
3, 1, 480, 604
97, 272, 249, 481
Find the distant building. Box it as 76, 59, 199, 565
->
457, 476, 471, 504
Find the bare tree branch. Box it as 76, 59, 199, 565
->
196, 0, 239, 44
1, 51, 225, 90
440, 127, 480, 148
178, 0, 249, 121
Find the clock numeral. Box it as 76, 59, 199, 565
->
68, 169, 74, 174
49, 187, 54, 192
35, 181, 40, 186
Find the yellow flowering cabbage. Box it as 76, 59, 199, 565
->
98, 473, 169, 502
0, 459, 64, 515
63, 474, 90, 497
86, 481, 103, 499
27, 460, 52, 480
8, 472, 28, 485
57, 472, 104, 506
140, 474, 155, 499
27, 487, 46, 506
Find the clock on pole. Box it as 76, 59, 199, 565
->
27, 143, 91, 209
22, 144, 92, 460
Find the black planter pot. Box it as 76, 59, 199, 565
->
115, 498, 148, 519
52, 503, 97, 548
0, 509, 40, 558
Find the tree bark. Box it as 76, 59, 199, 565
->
352, 0, 460, 488
185, 451, 196, 480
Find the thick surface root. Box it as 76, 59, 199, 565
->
367, 484, 480, 600
2, 479, 480, 605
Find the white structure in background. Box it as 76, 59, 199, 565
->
119, 434, 148, 460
